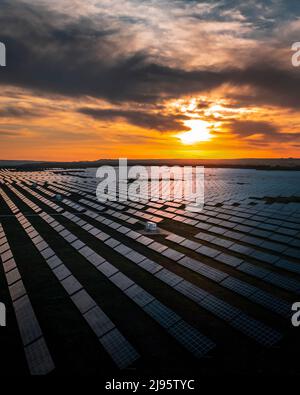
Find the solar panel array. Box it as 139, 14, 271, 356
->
0, 167, 300, 375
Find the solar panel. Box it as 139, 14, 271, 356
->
138, 259, 163, 274
240, 235, 263, 246
207, 226, 227, 235
32, 235, 43, 245
53, 265, 72, 281
231, 313, 282, 346
40, 248, 55, 260
183, 219, 198, 226
224, 231, 244, 240
195, 223, 211, 231
61, 275, 83, 296
179, 256, 201, 272
162, 248, 185, 262
89, 227, 101, 237
125, 284, 155, 307
102, 218, 113, 226
110, 272, 134, 291
109, 222, 121, 230
79, 246, 95, 259
249, 290, 291, 317
0, 243, 9, 254
285, 248, 300, 259
213, 238, 234, 248
126, 230, 140, 240
137, 236, 153, 246
276, 259, 300, 275
95, 232, 110, 242
207, 217, 222, 225
35, 241, 48, 253
9, 279, 27, 302
127, 218, 139, 225
97, 262, 119, 278
194, 262, 228, 283
216, 253, 243, 268
87, 253, 106, 267
114, 244, 132, 256
200, 295, 241, 322
269, 234, 292, 244
238, 262, 269, 279
28, 229, 39, 238
265, 272, 300, 293
234, 224, 252, 233
54, 224, 64, 232
155, 269, 183, 287
118, 226, 131, 235
83, 224, 94, 231
125, 250, 145, 264
1, 249, 13, 262
144, 300, 181, 329
83, 305, 114, 338
174, 281, 208, 304
229, 243, 253, 255
65, 234, 77, 243
250, 250, 279, 265
195, 232, 216, 242
0, 238, 7, 247
71, 240, 85, 250
221, 276, 258, 297
46, 255, 63, 270
148, 242, 168, 253
181, 239, 201, 250
105, 238, 121, 248
24, 223, 33, 231
4, 166, 300, 372
71, 289, 97, 314
6, 268, 21, 286
13, 295, 43, 346
165, 234, 185, 244
168, 320, 215, 358
100, 328, 139, 369
196, 245, 220, 258
60, 229, 70, 238
24, 337, 55, 376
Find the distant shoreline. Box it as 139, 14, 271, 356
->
1, 158, 300, 171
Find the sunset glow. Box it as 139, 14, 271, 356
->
178, 120, 211, 144
0, 1, 300, 161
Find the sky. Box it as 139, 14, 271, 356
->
0, 0, 300, 160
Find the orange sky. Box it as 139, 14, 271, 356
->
1, 1, 300, 161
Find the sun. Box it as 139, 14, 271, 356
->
178, 119, 211, 144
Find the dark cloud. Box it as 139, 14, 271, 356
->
227, 120, 279, 137
0, 106, 42, 118
1, 0, 300, 110
79, 108, 189, 131
267, 132, 300, 143
226, 119, 300, 145
226, 65, 300, 109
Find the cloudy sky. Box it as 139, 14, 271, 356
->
0, 0, 300, 160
